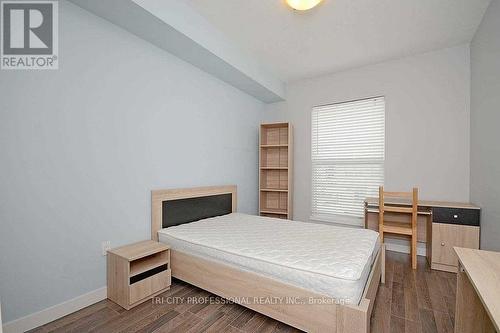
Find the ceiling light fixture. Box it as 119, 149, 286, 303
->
286, 0, 323, 11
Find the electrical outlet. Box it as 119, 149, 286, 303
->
102, 241, 111, 256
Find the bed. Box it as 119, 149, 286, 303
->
151, 185, 384, 332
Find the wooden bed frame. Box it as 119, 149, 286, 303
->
151, 185, 385, 332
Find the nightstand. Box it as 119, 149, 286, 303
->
107, 240, 171, 309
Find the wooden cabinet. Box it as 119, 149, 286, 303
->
431, 223, 480, 270
259, 123, 293, 219
430, 207, 480, 272
107, 240, 171, 309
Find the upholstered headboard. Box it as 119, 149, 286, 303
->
151, 185, 237, 241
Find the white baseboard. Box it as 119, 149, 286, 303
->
385, 240, 427, 257
2, 287, 106, 333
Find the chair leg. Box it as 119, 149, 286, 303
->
381, 244, 386, 284
411, 233, 417, 270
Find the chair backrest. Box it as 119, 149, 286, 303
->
379, 186, 418, 227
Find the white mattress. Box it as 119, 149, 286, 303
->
158, 213, 380, 305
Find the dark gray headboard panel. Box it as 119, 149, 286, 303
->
161, 193, 232, 228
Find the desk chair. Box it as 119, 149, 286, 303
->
379, 186, 418, 269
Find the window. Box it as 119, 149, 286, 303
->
311, 97, 385, 225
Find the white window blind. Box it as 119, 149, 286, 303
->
311, 97, 385, 225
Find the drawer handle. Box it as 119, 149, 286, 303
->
453, 214, 458, 219
441, 242, 445, 246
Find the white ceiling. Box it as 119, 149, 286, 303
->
186, 0, 491, 82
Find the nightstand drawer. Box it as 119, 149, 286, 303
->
432, 207, 480, 226
129, 269, 171, 304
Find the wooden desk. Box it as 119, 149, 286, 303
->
365, 197, 479, 210
454, 247, 500, 333
365, 198, 480, 272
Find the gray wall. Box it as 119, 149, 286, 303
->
0, 1, 263, 322
264, 45, 471, 227
470, 0, 500, 251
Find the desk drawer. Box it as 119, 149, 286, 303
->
432, 207, 479, 226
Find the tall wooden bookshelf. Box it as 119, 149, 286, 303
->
259, 123, 293, 219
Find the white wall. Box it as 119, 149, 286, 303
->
0, 1, 263, 323
470, 0, 500, 251
264, 45, 471, 226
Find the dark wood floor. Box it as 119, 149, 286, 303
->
30, 251, 456, 333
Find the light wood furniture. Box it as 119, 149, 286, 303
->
152, 185, 384, 332
107, 240, 171, 310
259, 123, 293, 219
454, 247, 500, 333
431, 223, 480, 272
378, 187, 418, 269
151, 185, 236, 241
365, 197, 480, 273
